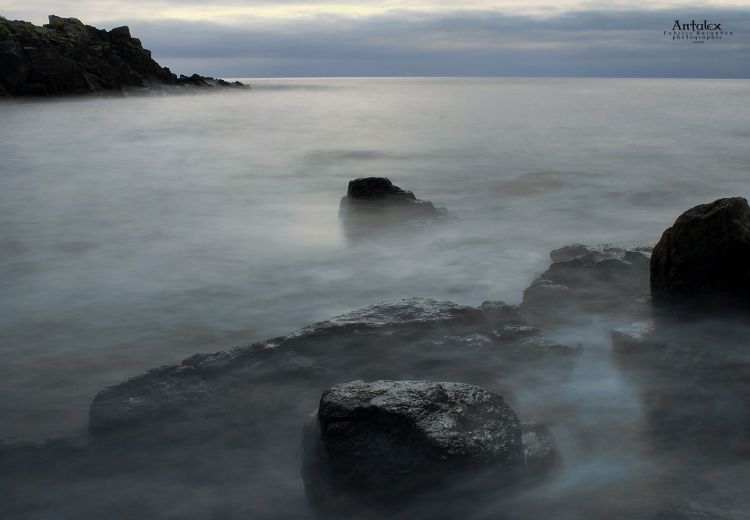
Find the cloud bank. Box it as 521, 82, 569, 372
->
1, 3, 748, 77
140, 9, 750, 78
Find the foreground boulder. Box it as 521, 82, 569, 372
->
651, 197, 750, 312
0, 15, 248, 96
302, 380, 556, 517
339, 177, 446, 238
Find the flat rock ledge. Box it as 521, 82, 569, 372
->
89, 297, 577, 434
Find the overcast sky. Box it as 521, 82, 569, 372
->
2, 1, 749, 77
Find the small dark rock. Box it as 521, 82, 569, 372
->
339, 177, 446, 239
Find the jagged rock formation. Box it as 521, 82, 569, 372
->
0, 15, 247, 96
521, 243, 651, 326
302, 380, 557, 517
651, 197, 750, 312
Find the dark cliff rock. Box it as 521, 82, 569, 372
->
302, 380, 556, 517
339, 177, 447, 239
0, 15, 248, 96
651, 197, 750, 313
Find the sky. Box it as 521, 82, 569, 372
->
2, 1, 749, 77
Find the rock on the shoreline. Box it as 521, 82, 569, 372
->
339, 177, 446, 238
0, 15, 248, 96
521, 244, 651, 326
302, 380, 555, 516
651, 197, 750, 312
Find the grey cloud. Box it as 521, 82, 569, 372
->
113, 9, 750, 77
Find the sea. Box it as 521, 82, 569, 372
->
1, 76, 748, 443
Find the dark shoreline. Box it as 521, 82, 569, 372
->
0, 15, 249, 98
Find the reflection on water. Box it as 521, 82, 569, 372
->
0, 77, 749, 446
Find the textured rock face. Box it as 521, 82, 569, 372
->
303, 380, 553, 516
521, 244, 651, 326
651, 197, 750, 311
0, 15, 247, 96
339, 178, 446, 238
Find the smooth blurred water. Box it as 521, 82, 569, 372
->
1, 77, 749, 440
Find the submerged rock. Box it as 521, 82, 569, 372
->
0, 15, 249, 97
339, 177, 446, 239
89, 298, 576, 434
521, 244, 651, 326
650, 197, 750, 312
612, 318, 750, 455
302, 380, 555, 517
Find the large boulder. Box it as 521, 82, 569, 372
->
651, 197, 750, 311
339, 177, 446, 239
302, 380, 555, 517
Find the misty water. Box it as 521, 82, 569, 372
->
2, 78, 749, 518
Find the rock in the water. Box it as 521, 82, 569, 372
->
339, 177, 446, 238
612, 318, 750, 455
89, 297, 576, 434
651, 197, 750, 312
303, 380, 553, 516
521, 422, 558, 473
0, 15, 249, 97
521, 244, 651, 326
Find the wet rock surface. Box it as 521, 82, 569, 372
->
302, 380, 555, 517
650, 197, 750, 312
0, 15, 248, 97
339, 178, 446, 239
521, 243, 651, 326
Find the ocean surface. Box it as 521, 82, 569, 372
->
1, 77, 749, 441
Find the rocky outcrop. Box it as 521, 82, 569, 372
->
90, 297, 576, 433
302, 380, 556, 517
651, 197, 750, 312
0, 15, 248, 96
521, 244, 651, 326
339, 178, 446, 239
